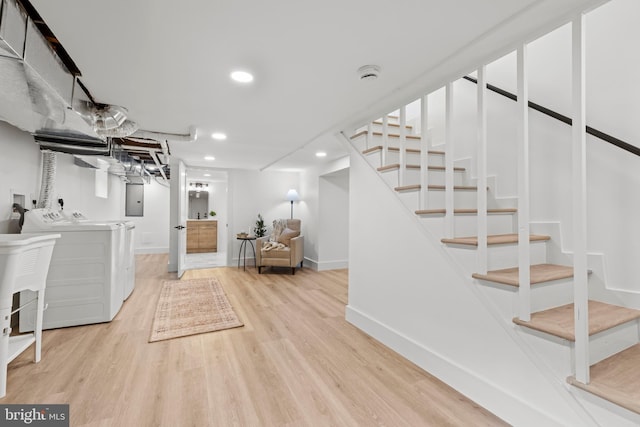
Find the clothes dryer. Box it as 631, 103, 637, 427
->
63, 211, 135, 300
20, 209, 124, 331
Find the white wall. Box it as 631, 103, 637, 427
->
53, 152, 123, 220
0, 121, 41, 233
128, 179, 170, 254
227, 169, 301, 264
300, 154, 350, 270
317, 170, 349, 270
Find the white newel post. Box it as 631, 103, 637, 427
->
399, 106, 407, 187
572, 13, 590, 384
382, 115, 389, 166
366, 123, 372, 151
517, 45, 532, 322
477, 67, 488, 275
420, 95, 429, 210
445, 83, 454, 238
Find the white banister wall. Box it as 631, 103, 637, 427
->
517, 45, 532, 322
476, 66, 488, 275
572, 13, 590, 385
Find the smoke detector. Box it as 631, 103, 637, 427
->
357, 65, 381, 81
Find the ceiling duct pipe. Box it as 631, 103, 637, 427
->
0, 0, 104, 143
129, 128, 195, 143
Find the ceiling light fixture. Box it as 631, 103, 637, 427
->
315, 151, 327, 158
211, 132, 227, 140
231, 70, 254, 83
203, 173, 211, 177
204, 156, 215, 161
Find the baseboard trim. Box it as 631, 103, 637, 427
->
303, 257, 348, 271
135, 247, 169, 255
345, 305, 565, 427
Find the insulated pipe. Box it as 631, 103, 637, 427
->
130, 129, 194, 142
37, 151, 57, 209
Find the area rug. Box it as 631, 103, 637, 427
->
149, 277, 243, 342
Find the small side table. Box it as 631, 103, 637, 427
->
236, 236, 256, 270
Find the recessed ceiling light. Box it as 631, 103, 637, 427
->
204, 156, 215, 161
211, 132, 227, 140
231, 70, 254, 83
203, 173, 211, 177
315, 151, 327, 157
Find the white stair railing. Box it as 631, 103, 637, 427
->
517, 44, 532, 322
399, 106, 407, 186
382, 116, 389, 166
572, 13, 590, 385
420, 95, 430, 210
477, 66, 488, 275
445, 83, 455, 238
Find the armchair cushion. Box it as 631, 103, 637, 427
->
277, 227, 300, 246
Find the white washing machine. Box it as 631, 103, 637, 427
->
63, 211, 135, 300
20, 209, 124, 331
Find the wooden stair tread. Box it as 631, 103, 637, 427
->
415, 208, 517, 215
362, 145, 444, 156
407, 164, 465, 171
395, 184, 479, 192
441, 234, 551, 246
351, 130, 422, 140
513, 300, 640, 341
472, 263, 573, 286
372, 120, 414, 129
568, 344, 640, 415
381, 164, 464, 172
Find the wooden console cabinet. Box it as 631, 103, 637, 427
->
187, 220, 218, 253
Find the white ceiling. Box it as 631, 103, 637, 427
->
30, 0, 606, 172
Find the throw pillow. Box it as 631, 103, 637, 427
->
270, 219, 287, 243
277, 227, 300, 246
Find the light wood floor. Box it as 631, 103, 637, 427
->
2, 254, 507, 426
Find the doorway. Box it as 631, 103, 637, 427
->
183, 168, 229, 270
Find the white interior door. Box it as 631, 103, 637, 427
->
177, 160, 187, 278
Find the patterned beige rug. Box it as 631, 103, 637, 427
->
149, 277, 244, 342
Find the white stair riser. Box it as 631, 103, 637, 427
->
396, 190, 483, 211
379, 169, 466, 188
386, 150, 443, 166
454, 214, 516, 236
368, 123, 415, 135
446, 241, 548, 272
589, 322, 639, 365
420, 214, 516, 237
362, 150, 446, 169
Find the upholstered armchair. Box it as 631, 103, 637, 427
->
256, 219, 304, 274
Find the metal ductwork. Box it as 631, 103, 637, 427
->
0, 0, 109, 151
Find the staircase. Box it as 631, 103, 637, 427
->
348, 111, 640, 424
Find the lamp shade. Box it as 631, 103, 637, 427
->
286, 189, 300, 202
